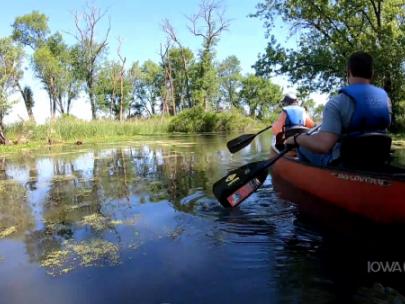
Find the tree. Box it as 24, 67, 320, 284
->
21, 86, 35, 121
130, 60, 163, 116
253, 0, 405, 130
95, 61, 132, 119
166, 48, 195, 112
12, 11, 50, 122
12, 11, 49, 49
74, 4, 110, 119
188, 0, 230, 110
33, 33, 80, 116
160, 42, 176, 115
217, 55, 242, 110
239, 74, 282, 119
162, 19, 194, 108
0, 37, 24, 143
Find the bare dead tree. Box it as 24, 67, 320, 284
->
73, 4, 110, 120
117, 38, 127, 121
162, 19, 193, 108
159, 42, 175, 115
187, 0, 230, 111
187, 0, 230, 53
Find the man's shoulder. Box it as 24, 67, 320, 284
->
327, 93, 353, 107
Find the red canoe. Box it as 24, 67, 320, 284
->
270, 148, 405, 224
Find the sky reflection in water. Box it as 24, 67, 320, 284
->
0, 135, 404, 304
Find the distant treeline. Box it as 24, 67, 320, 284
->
0, 0, 325, 141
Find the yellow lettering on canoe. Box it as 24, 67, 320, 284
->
332, 173, 391, 186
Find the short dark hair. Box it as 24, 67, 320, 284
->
347, 52, 373, 79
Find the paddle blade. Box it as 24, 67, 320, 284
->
226, 134, 256, 153
212, 160, 270, 208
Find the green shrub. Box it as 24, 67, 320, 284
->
168, 106, 263, 133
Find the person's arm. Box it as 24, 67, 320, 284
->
294, 131, 338, 153
272, 112, 286, 135
304, 114, 315, 128
286, 96, 342, 153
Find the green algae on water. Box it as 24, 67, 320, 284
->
0, 226, 17, 239
40, 239, 120, 276
80, 213, 110, 231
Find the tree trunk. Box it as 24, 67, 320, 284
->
0, 121, 6, 145
67, 97, 72, 115
0, 131, 6, 145
120, 78, 124, 121
90, 91, 97, 120
88, 77, 97, 120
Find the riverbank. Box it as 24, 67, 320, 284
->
0, 111, 264, 154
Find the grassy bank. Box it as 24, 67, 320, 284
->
0, 110, 264, 154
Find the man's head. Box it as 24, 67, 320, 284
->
282, 92, 298, 105
347, 52, 373, 83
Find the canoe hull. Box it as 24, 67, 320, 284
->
270, 151, 405, 224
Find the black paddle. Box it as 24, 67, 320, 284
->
212, 146, 293, 208
227, 125, 272, 154
214, 125, 321, 208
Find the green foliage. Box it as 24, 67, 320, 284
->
0, 37, 24, 127
239, 74, 283, 119
130, 60, 163, 116
191, 51, 220, 110
166, 48, 195, 111
95, 60, 132, 119
168, 106, 261, 133
253, 0, 405, 131
12, 11, 49, 48
217, 55, 242, 109
22, 86, 34, 109
33, 33, 80, 115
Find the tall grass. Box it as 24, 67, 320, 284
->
3, 110, 264, 148
5, 116, 172, 143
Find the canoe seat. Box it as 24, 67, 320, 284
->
284, 126, 310, 139
339, 133, 392, 168
275, 126, 309, 151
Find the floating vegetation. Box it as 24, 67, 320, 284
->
0, 226, 17, 239
0, 179, 19, 192
70, 240, 119, 267
52, 175, 77, 182
79, 213, 140, 231
80, 214, 109, 231
168, 227, 185, 240
40, 249, 70, 269
40, 239, 120, 276
76, 188, 93, 197
110, 219, 123, 225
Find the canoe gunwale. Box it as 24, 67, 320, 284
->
271, 145, 405, 182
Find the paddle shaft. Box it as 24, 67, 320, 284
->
255, 125, 273, 137
227, 124, 272, 153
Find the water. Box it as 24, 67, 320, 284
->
0, 134, 404, 304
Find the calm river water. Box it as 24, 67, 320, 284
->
0, 135, 404, 304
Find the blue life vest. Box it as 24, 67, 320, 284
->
339, 84, 390, 133
283, 105, 306, 128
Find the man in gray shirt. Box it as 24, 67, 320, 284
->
286, 52, 391, 166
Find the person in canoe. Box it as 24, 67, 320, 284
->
272, 92, 315, 150
286, 51, 392, 167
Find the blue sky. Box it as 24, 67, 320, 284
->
1, 0, 319, 123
